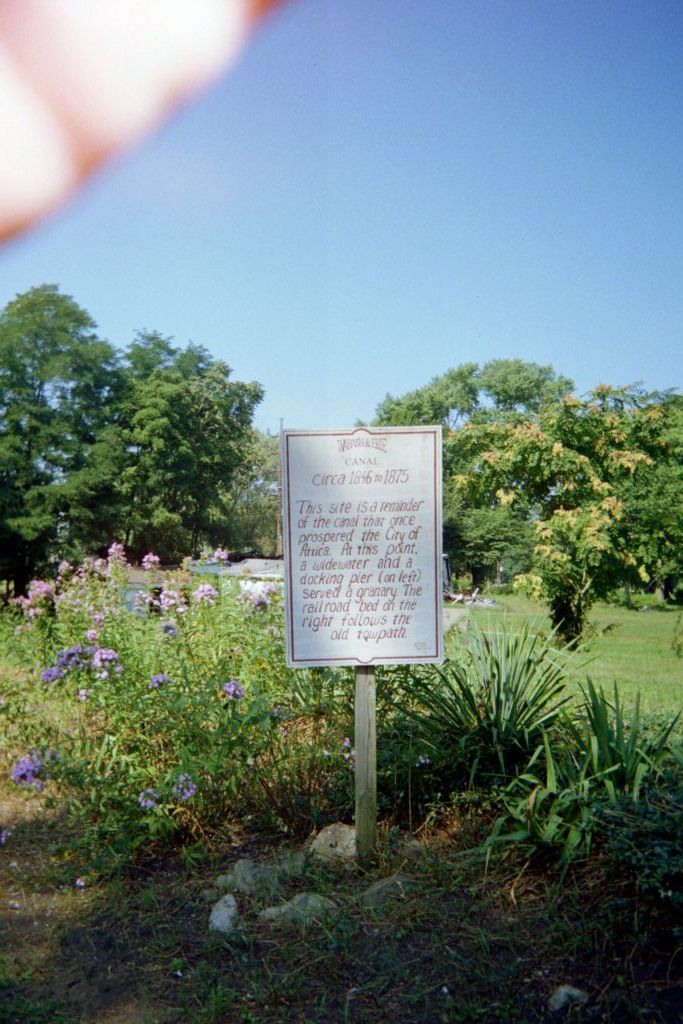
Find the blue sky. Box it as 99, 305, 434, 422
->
1, 0, 681, 433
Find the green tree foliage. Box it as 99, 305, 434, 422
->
618, 395, 683, 598
375, 359, 573, 430
0, 285, 123, 593
477, 358, 573, 416
120, 364, 263, 559
0, 286, 264, 593
375, 363, 480, 428
223, 430, 280, 556
375, 360, 572, 584
452, 385, 674, 640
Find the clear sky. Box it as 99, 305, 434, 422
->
1, 0, 681, 433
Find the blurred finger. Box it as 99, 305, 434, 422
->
0, 0, 280, 242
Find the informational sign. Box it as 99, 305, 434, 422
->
281, 426, 443, 667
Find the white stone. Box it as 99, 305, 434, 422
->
309, 823, 357, 865
216, 858, 280, 894
276, 850, 307, 878
208, 894, 240, 935
548, 984, 589, 1012
258, 892, 337, 927
360, 873, 416, 909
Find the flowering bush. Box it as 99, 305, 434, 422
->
4, 554, 358, 866
193, 583, 218, 605
14, 579, 56, 619
237, 579, 281, 610
141, 552, 161, 572
10, 749, 57, 791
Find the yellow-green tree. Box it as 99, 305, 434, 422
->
450, 385, 668, 641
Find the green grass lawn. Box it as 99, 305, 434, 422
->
470, 594, 683, 715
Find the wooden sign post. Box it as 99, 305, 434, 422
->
354, 665, 376, 860
281, 427, 443, 860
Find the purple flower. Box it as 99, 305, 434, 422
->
41, 666, 64, 683
342, 739, 356, 771
14, 579, 55, 618
172, 773, 197, 802
0, 828, 13, 845
77, 688, 91, 702
212, 546, 230, 562
74, 877, 86, 889
222, 679, 245, 701
10, 750, 45, 789
193, 583, 218, 605
159, 588, 187, 615
92, 647, 122, 680
138, 789, 158, 810
148, 673, 171, 690
141, 552, 161, 571
161, 621, 179, 638
237, 580, 280, 610
107, 542, 127, 565
86, 628, 98, 643
55, 644, 94, 673
415, 753, 431, 767
136, 590, 159, 612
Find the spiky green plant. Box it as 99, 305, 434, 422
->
411, 620, 572, 784
486, 686, 680, 870
574, 679, 679, 801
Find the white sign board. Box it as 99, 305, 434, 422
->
281, 427, 443, 667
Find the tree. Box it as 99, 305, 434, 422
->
223, 430, 280, 556
123, 329, 214, 382
0, 285, 123, 594
477, 358, 574, 416
618, 395, 683, 599
374, 360, 571, 583
0, 286, 268, 591
451, 385, 666, 640
375, 363, 480, 428
375, 359, 574, 430
119, 362, 263, 560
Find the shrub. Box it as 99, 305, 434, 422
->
408, 620, 572, 787
573, 679, 679, 801
487, 688, 680, 870
4, 551, 357, 868
599, 748, 683, 913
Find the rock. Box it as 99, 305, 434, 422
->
548, 984, 590, 1012
360, 873, 416, 909
258, 892, 337, 928
276, 849, 307, 878
216, 858, 281, 895
309, 823, 357, 865
393, 834, 424, 863
208, 894, 241, 935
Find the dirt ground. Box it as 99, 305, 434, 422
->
2, 785, 682, 1024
